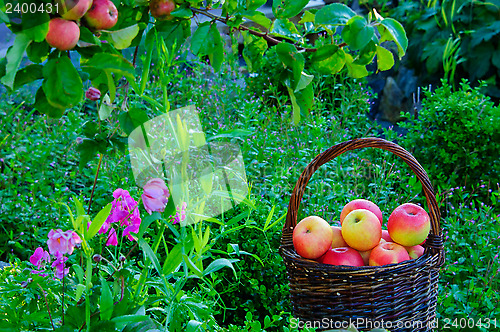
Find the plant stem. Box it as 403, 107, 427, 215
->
62, 269, 65, 326
37, 284, 55, 331
87, 154, 104, 214
85, 255, 92, 332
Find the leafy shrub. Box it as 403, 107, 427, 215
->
392, 0, 500, 97
399, 80, 500, 191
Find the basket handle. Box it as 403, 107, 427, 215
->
284, 137, 444, 256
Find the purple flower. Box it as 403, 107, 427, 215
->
173, 202, 187, 224
101, 188, 142, 244
30, 247, 51, 276
52, 255, 69, 280
141, 178, 170, 215
47, 229, 81, 257
106, 228, 118, 246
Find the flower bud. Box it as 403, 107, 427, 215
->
119, 255, 126, 262
93, 254, 102, 262
85, 87, 101, 101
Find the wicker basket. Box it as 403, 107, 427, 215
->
280, 137, 445, 332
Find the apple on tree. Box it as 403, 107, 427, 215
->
46, 18, 80, 51
84, 0, 118, 30
149, 0, 176, 20
293, 216, 333, 260
340, 199, 383, 226
388, 203, 431, 247
319, 247, 364, 267
369, 242, 410, 266
57, 0, 93, 21
341, 209, 381, 251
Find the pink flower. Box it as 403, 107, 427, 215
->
30, 247, 51, 276
141, 178, 170, 215
47, 229, 82, 257
52, 255, 69, 279
85, 87, 101, 101
173, 202, 187, 224
106, 228, 118, 246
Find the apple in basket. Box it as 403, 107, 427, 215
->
331, 225, 348, 248
319, 247, 364, 267
341, 209, 382, 252
340, 199, 383, 226
388, 203, 431, 247
369, 242, 410, 266
293, 216, 333, 260
406, 244, 425, 259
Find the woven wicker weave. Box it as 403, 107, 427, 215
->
280, 137, 445, 332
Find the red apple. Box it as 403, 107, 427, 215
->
46, 18, 80, 51
331, 226, 348, 248
149, 0, 176, 20
369, 242, 410, 266
341, 209, 381, 251
83, 0, 118, 30
358, 238, 386, 265
57, 0, 93, 20
340, 199, 383, 226
381, 229, 392, 242
293, 216, 333, 260
319, 247, 364, 267
406, 245, 425, 259
388, 203, 431, 247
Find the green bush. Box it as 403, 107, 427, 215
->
400, 80, 500, 191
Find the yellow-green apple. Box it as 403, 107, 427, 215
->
84, 0, 118, 30
149, 0, 176, 20
45, 18, 80, 51
293, 216, 333, 259
341, 209, 381, 251
369, 242, 410, 266
319, 247, 364, 267
340, 199, 383, 226
381, 229, 392, 242
388, 203, 430, 247
358, 238, 386, 265
331, 226, 348, 248
405, 244, 425, 259
57, 0, 93, 20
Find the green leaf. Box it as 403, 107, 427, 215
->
82, 53, 138, 95
203, 258, 238, 279
345, 53, 369, 78
87, 203, 112, 240
109, 24, 140, 50
33, 86, 65, 118
111, 315, 149, 326
208, 24, 224, 72
295, 81, 313, 118
354, 40, 377, 66
140, 28, 155, 95
118, 107, 150, 136
341, 16, 375, 51
263, 205, 275, 230
75, 139, 99, 171
139, 238, 163, 277
99, 275, 114, 321
313, 47, 346, 74
75, 284, 85, 302
42, 57, 84, 112
182, 254, 203, 278
286, 86, 300, 125
162, 242, 185, 275
376, 45, 394, 71
242, 10, 271, 29
299, 10, 316, 23
310, 44, 339, 62
171, 6, 193, 18
99, 94, 115, 120
1, 33, 31, 89
270, 18, 300, 41
275, 43, 304, 90
26, 41, 50, 64
315, 3, 357, 26
378, 18, 408, 58
191, 22, 212, 55
13, 64, 43, 90
241, 33, 267, 71
272, 0, 309, 19
295, 72, 313, 92
186, 320, 203, 332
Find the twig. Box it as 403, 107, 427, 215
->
190, 7, 347, 53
